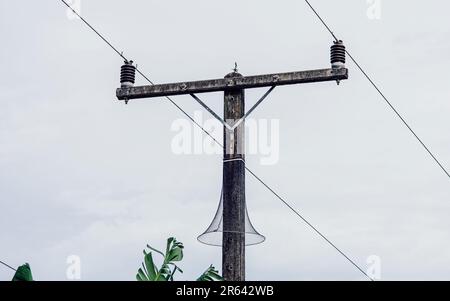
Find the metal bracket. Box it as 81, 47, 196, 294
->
190, 93, 233, 130
231, 86, 275, 130
190, 86, 276, 131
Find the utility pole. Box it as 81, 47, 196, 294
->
116, 42, 348, 281
222, 70, 246, 281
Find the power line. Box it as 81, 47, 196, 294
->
61, 0, 126, 61
0, 260, 17, 272
345, 50, 450, 179
59, 0, 372, 280
303, 0, 450, 180
244, 166, 373, 281
304, 0, 338, 42
60, 0, 223, 148
136, 68, 223, 146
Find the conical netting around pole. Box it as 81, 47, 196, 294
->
197, 188, 265, 246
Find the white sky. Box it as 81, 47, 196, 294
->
1, 0, 450, 280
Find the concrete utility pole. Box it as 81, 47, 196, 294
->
117, 61, 348, 281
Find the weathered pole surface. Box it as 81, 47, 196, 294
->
222, 71, 246, 281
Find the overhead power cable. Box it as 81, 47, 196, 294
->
0, 260, 17, 272
244, 166, 373, 281
61, 0, 222, 148
303, 0, 450, 180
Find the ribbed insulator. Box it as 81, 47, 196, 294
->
331, 40, 346, 68
120, 61, 136, 87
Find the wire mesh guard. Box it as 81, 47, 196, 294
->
198, 189, 265, 246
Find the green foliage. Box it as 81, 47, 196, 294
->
137, 237, 184, 281
196, 265, 223, 281
12, 263, 33, 281
136, 237, 222, 281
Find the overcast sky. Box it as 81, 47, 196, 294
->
1, 0, 450, 281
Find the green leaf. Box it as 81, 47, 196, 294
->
137, 237, 215, 282
165, 238, 184, 263
196, 265, 223, 282
12, 263, 33, 281
136, 268, 147, 281
165, 237, 175, 255
168, 263, 183, 274
146, 244, 165, 258
143, 251, 157, 280
155, 264, 171, 281
168, 264, 183, 281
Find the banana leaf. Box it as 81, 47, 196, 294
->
12, 263, 33, 281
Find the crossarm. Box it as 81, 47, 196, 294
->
116, 68, 348, 100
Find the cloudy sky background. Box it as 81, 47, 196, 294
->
1, 0, 450, 280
